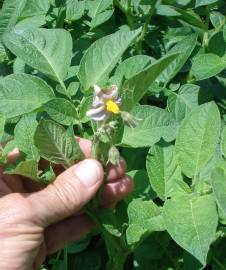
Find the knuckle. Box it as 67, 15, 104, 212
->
51, 177, 84, 213
0, 193, 35, 225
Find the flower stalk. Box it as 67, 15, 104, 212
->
84, 84, 140, 269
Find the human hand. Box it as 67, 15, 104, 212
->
0, 138, 133, 270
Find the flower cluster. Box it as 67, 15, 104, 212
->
86, 84, 141, 128
86, 84, 121, 121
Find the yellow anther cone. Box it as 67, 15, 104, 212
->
105, 100, 120, 114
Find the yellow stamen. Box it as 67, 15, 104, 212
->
105, 100, 120, 114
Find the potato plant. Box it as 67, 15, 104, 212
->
0, 0, 226, 269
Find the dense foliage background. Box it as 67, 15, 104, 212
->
1, 0, 226, 269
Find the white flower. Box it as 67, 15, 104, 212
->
86, 84, 121, 121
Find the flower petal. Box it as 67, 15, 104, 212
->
94, 84, 102, 95
93, 96, 104, 108
103, 85, 119, 100
86, 106, 109, 121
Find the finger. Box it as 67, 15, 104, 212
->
76, 137, 92, 157
76, 139, 127, 182
106, 158, 127, 182
27, 159, 104, 227
23, 178, 45, 193
44, 214, 93, 255
0, 148, 25, 193
101, 175, 133, 206
6, 147, 20, 164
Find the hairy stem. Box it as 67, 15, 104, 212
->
113, 0, 135, 30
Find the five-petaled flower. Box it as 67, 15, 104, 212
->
86, 84, 121, 121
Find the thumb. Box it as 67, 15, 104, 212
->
28, 159, 104, 227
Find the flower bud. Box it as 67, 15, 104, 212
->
108, 146, 120, 165
120, 111, 141, 128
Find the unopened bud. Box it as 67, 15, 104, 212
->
108, 146, 120, 165
120, 111, 141, 128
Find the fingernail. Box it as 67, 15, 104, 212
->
74, 159, 103, 187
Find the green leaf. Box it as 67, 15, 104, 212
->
126, 224, 148, 247
3, 28, 73, 84
146, 142, 188, 201
5, 160, 40, 181
208, 32, 226, 57
0, 41, 8, 62
66, 0, 85, 21
163, 194, 218, 265
195, 0, 218, 8
121, 53, 178, 111
133, 232, 171, 269
34, 120, 83, 167
175, 102, 221, 178
15, 15, 46, 30
0, 74, 55, 118
91, 9, 113, 30
112, 54, 152, 85
43, 98, 78, 126
78, 96, 93, 123
78, 28, 141, 91
21, 0, 50, 17
96, 209, 122, 237
156, 6, 205, 29
0, 113, 5, 142
5, 159, 55, 184
173, 8, 205, 29
14, 114, 39, 161
126, 198, 165, 246
158, 34, 197, 84
0, 0, 27, 40
67, 82, 80, 97
13, 58, 28, 74
211, 168, 226, 217
167, 84, 212, 122
191, 53, 226, 81
210, 11, 225, 29
121, 105, 178, 148
220, 125, 226, 159
167, 84, 200, 121
126, 169, 155, 202
86, 0, 113, 29
199, 150, 226, 184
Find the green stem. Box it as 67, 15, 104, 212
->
86, 131, 129, 269
186, 69, 196, 84
56, 4, 65, 28
202, 7, 210, 51
84, 206, 125, 253
63, 246, 68, 270
59, 79, 72, 100
113, 0, 135, 29
135, 10, 153, 53
51, 250, 62, 270
77, 122, 84, 137
113, 0, 126, 13
212, 255, 226, 270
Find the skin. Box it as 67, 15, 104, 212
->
0, 138, 133, 270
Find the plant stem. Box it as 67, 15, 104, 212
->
202, 7, 210, 51
63, 246, 68, 270
77, 122, 84, 137
212, 255, 226, 270
113, 0, 126, 14
51, 249, 62, 270
84, 205, 126, 258
113, 0, 135, 29
59, 79, 72, 100
85, 205, 129, 270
